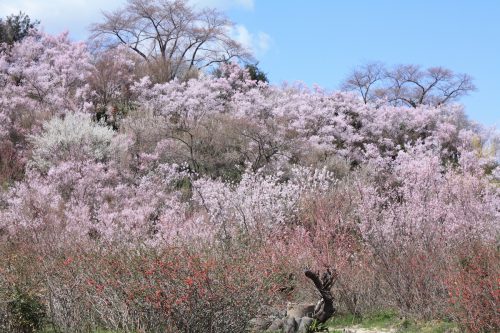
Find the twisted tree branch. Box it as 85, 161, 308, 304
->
304, 268, 337, 323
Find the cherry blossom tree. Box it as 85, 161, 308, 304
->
90, 0, 252, 82
0, 31, 93, 185
0, 31, 92, 145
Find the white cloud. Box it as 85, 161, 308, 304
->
191, 0, 254, 10
232, 24, 272, 56
0, 0, 125, 40
0, 0, 262, 43
234, 25, 253, 49
257, 32, 271, 53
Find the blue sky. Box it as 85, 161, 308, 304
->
1, 0, 498, 126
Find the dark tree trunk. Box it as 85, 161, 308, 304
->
304, 268, 337, 323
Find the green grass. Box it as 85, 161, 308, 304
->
327, 309, 399, 330
396, 319, 459, 333
326, 310, 459, 333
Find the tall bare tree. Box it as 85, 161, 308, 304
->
342, 62, 476, 107
90, 0, 251, 82
341, 62, 385, 104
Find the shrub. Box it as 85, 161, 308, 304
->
29, 113, 117, 171
446, 244, 500, 333
6, 289, 46, 333
32, 244, 280, 333
0, 243, 46, 333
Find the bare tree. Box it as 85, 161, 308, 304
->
341, 62, 385, 104
90, 0, 252, 82
341, 62, 476, 107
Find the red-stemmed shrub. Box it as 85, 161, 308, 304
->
446, 243, 499, 333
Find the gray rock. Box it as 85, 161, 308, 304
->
248, 316, 272, 332
286, 302, 316, 319
297, 316, 314, 333
266, 318, 284, 331
283, 316, 298, 333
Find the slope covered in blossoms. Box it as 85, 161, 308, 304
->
0, 31, 498, 332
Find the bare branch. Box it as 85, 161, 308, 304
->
341, 62, 385, 104
341, 62, 475, 107
89, 0, 251, 82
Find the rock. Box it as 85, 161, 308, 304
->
266, 318, 284, 331
282, 316, 298, 333
286, 302, 316, 319
297, 316, 314, 333
314, 299, 324, 314
248, 316, 273, 332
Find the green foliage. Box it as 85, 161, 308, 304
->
327, 312, 364, 327
362, 310, 399, 328
0, 12, 39, 46
245, 63, 268, 83
308, 319, 329, 332
327, 310, 398, 330
326, 310, 458, 333
7, 288, 46, 333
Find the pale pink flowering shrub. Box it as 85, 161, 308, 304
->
0, 32, 92, 125
1, 161, 200, 245
357, 145, 499, 243
123, 62, 497, 182
86, 45, 138, 120
354, 144, 499, 317
192, 166, 336, 238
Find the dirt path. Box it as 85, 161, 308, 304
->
329, 325, 396, 333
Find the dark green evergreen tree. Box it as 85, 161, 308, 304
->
0, 12, 39, 45
245, 63, 268, 83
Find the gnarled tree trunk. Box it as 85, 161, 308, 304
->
304, 268, 337, 323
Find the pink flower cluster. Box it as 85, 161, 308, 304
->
0, 31, 498, 250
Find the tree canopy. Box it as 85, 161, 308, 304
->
90, 0, 252, 82
0, 12, 39, 46
341, 62, 476, 107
